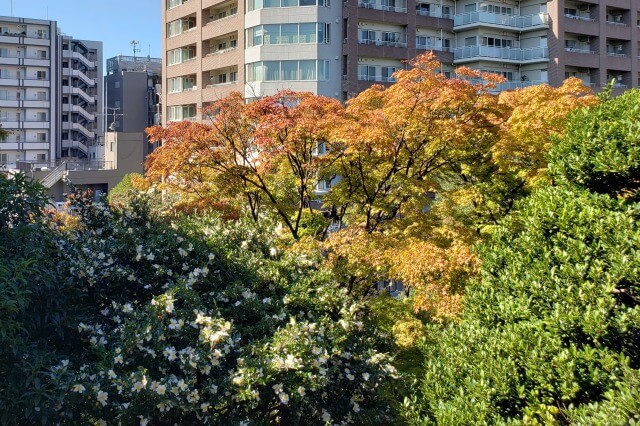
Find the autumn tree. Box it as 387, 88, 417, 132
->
146, 91, 343, 239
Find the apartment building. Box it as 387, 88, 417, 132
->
0, 17, 58, 169
61, 36, 103, 159
0, 16, 102, 170
162, 0, 640, 122
105, 55, 162, 157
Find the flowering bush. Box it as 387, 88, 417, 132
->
1, 186, 396, 424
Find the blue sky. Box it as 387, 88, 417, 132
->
0, 0, 162, 61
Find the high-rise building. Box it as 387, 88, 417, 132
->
0, 16, 103, 170
61, 36, 103, 159
162, 0, 639, 122
105, 55, 162, 157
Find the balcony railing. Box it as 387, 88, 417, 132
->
358, 39, 407, 48
493, 80, 544, 91
454, 11, 549, 29
206, 46, 238, 56
454, 45, 549, 61
415, 9, 451, 19
606, 20, 627, 26
358, 2, 407, 13
565, 47, 596, 54
357, 75, 397, 82
416, 44, 451, 52
564, 13, 595, 22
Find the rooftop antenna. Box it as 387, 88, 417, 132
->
130, 40, 140, 59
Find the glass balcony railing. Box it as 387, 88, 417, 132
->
416, 44, 451, 52
454, 11, 549, 29
358, 1, 407, 13
358, 75, 397, 82
454, 45, 549, 61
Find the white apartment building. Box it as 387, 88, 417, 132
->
0, 16, 103, 170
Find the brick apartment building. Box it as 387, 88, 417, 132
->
162, 0, 640, 122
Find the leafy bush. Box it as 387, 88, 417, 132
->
405, 91, 640, 424
0, 177, 397, 424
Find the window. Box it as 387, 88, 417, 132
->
218, 73, 227, 84
0, 90, 8, 100
249, 0, 326, 10
465, 36, 476, 46
481, 4, 512, 14
360, 29, 376, 42
37, 70, 47, 80
481, 36, 513, 47
115, 100, 121, 108
416, 35, 431, 48
230, 71, 238, 82
248, 23, 328, 46
168, 46, 196, 65
37, 153, 46, 162
246, 60, 329, 82
382, 66, 397, 81
37, 112, 47, 121
0, 48, 8, 57
37, 132, 46, 141
37, 91, 47, 100
167, 0, 187, 8
37, 50, 47, 59
0, 153, 8, 163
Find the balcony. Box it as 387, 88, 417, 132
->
358, 39, 407, 48
564, 13, 595, 22
454, 45, 549, 63
416, 43, 451, 52
357, 75, 397, 82
358, 1, 407, 13
416, 9, 451, 19
564, 47, 596, 54
454, 11, 549, 31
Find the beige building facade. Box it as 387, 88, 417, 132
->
163, 0, 640, 121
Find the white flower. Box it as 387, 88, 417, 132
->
201, 402, 211, 412
122, 303, 133, 313
362, 372, 370, 381
272, 383, 283, 394
279, 392, 290, 405
353, 402, 361, 413
163, 346, 177, 361
132, 381, 145, 393
346, 374, 355, 381
297, 386, 306, 396
156, 384, 167, 395
139, 416, 149, 426
187, 390, 200, 403
96, 390, 108, 406
178, 247, 188, 257
72, 384, 86, 393
114, 354, 123, 364
269, 247, 277, 257
321, 410, 332, 422
107, 369, 117, 379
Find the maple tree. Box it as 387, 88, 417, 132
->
146, 91, 343, 239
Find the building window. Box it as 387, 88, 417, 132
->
167, 17, 196, 37
167, 0, 188, 8
167, 104, 196, 121
37, 71, 47, 80
247, 23, 329, 46
115, 81, 120, 89
168, 46, 196, 65
37, 153, 46, 162
248, 0, 329, 11
246, 60, 329, 82
37, 132, 46, 142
